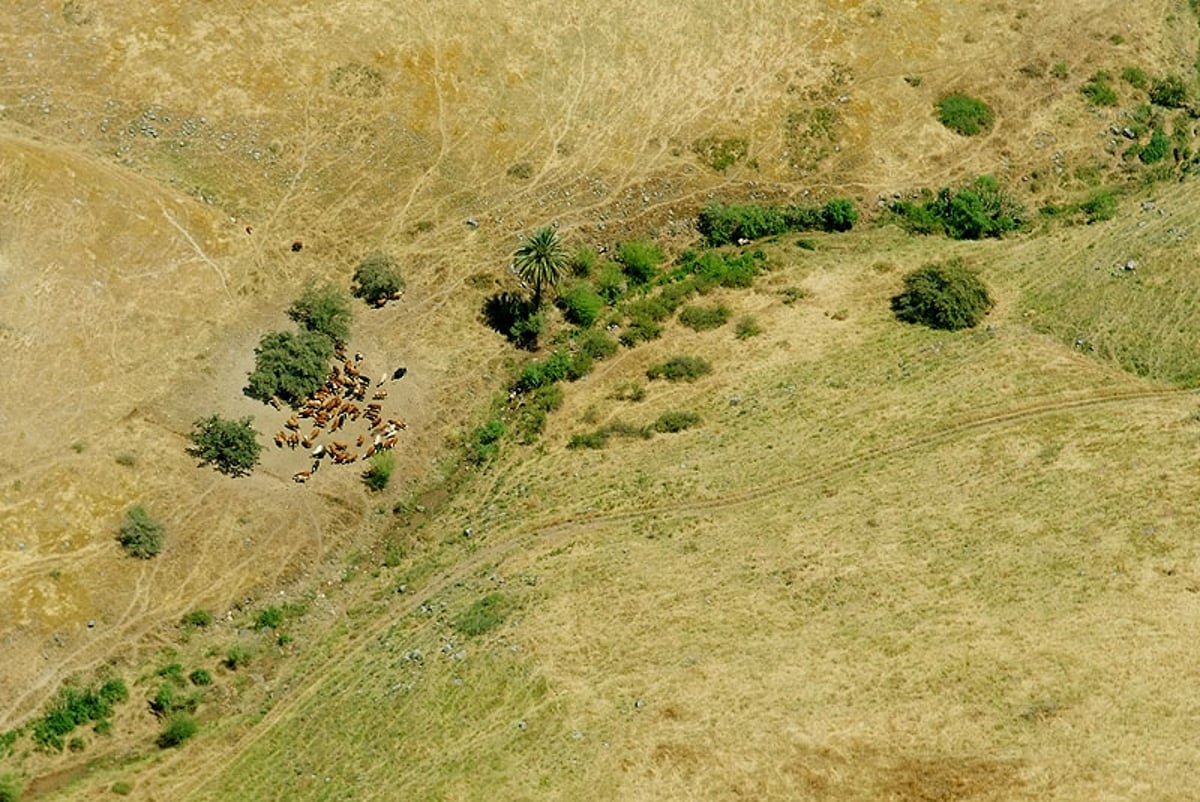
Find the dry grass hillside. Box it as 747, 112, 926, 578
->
2, 0, 1200, 799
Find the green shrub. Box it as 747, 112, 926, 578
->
1081, 71, 1118, 106
891, 258, 993, 331
467, 420, 505, 465
647, 356, 713, 382
30, 678, 128, 751
287, 282, 352, 343
820, 199, 859, 232
223, 644, 252, 670
117, 506, 164, 559
188, 415, 262, 477
890, 176, 1026, 239
625, 296, 672, 323
935, 93, 994, 135
0, 774, 21, 802
577, 329, 618, 360
567, 351, 594, 381
615, 240, 665, 285
653, 411, 702, 433
593, 263, 628, 303
156, 663, 186, 683
1150, 75, 1189, 107
180, 609, 212, 628
351, 253, 405, 306
244, 330, 335, 407
1139, 127, 1171, 164
695, 200, 856, 246
559, 283, 604, 327
620, 312, 664, 346
362, 450, 396, 492
149, 682, 198, 718
674, 249, 764, 288
514, 351, 572, 393
456, 593, 511, 637
1080, 190, 1119, 223
1121, 66, 1148, 89
255, 606, 284, 630
567, 431, 608, 450
570, 245, 599, 277
156, 714, 198, 749
678, 304, 732, 331
735, 316, 763, 339
188, 669, 212, 687
111, 781, 132, 796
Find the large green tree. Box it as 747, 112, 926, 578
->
188, 415, 262, 477
244, 330, 334, 407
287, 282, 353, 343
513, 227, 568, 306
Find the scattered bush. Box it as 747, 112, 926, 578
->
111, 781, 132, 796
653, 410, 701, 433
735, 316, 763, 339
255, 606, 284, 630
180, 609, 212, 628
513, 384, 563, 444
780, 286, 809, 305
149, 682, 198, 719
0, 774, 20, 802
287, 282, 352, 343
559, 283, 604, 327
696, 199, 858, 246
1139, 127, 1170, 164
513, 351, 572, 393
188, 669, 212, 687
466, 420, 505, 465
1150, 75, 1189, 108
1080, 189, 1119, 223
507, 162, 532, 179
611, 382, 647, 402
223, 644, 252, 670
156, 714, 198, 749
647, 356, 713, 382
1081, 72, 1118, 106
889, 176, 1026, 239
674, 249, 765, 289
456, 593, 511, 637
679, 304, 732, 331
567, 431, 608, 450
117, 506, 164, 559
31, 678, 128, 752
935, 93, 994, 135
351, 253, 405, 306
615, 240, 665, 285
244, 330, 335, 407
188, 415, 262, 477
891, 258, 993, 331
577, 329, 619, 360
362, 449, 396, 492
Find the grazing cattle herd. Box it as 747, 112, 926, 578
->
274, 348, 408, 484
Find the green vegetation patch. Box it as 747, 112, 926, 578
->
1081, 71, 1119, 106
888, 176, 1026, 240
568, 420, 653, 450
647, 355, 713, 382
466, 420, 505, 465
935, 93, 994, 135
156, 714, 198, 749
558, 282, 605, 327
691, 135, 750, 171
697, 199, 858, 246
1149, 75, 1189, 108
362, 450, 396, 492
615, 240, 665, 285
678, 303, 732, 331
117, 505, 165, 559
287, 282, 353, 343
891, 258, 993, 331
455, 593, 512, 637
653, 410, 702, 433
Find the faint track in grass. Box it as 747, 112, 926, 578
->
159, 382, 1192, 799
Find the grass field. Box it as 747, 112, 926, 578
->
3, 0, 1200, 799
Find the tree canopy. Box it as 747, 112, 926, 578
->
188, 415, 262, 477
513, 227, 568, 305
287, 282, 353, 343
244, 330, 335, 407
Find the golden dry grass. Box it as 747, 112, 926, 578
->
3, 0, 1200, 799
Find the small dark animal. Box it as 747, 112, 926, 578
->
291, 241, 303, 252
392, 367, 407, 381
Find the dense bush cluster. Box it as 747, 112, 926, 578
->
558, 282, 604, 327
1081, 72, 1118, 106
697, 199, 858, 246
891, 259, 993, 331
286, 282, 353, 344
244, 329, 335, 406
456, 593, 511, 636
31, 677, 128, 751
646, 355, 712, 382
678, 304, 732, 331
615, 239, 665, 285
362, 450, 396, 492
888, 176, 1026, 239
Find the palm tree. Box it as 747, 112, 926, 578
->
513, 226, 568, 307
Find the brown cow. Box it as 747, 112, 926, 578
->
292, 470, 311, 483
